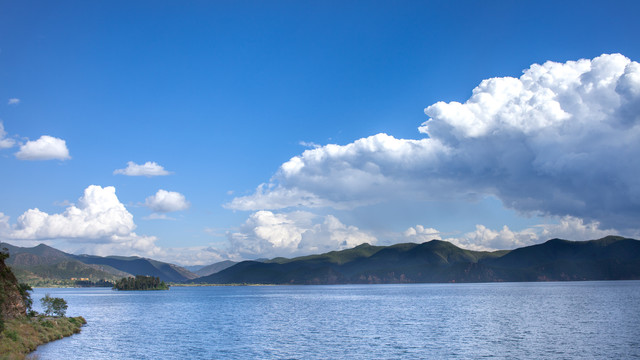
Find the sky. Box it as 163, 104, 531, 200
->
1, 1, 639, 265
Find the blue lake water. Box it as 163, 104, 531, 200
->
32, 281, 640, 359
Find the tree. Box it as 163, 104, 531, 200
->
41, 294, 68, 317
18, 283, 34, 315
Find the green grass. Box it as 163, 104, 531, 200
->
0, 316, 86, 360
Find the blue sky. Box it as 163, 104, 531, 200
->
1, 1, 639, 265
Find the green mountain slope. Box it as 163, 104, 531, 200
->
191, 236, 640, 285
2, 243, 197, 283
484, 235, 640, 281
194, 260, 237, 277
2, 243, 72, 267
72, 254, 197, 282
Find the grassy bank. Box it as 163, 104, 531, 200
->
0, 316, 86, 360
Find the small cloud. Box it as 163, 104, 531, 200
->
53, 200, 73, 207
113, 161, 171, 177
226, 190, 234, 195
0, 122, 15, 149
403, 225, 441, 240
144, 189, 190, 213
204, 227, 227, 237
15, 135, 70, 161
299, 141, 320, 149
143, 213, 176, 221
8, 98, 20, 105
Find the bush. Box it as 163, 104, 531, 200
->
41, 319, 54, 328
4, 329, 18, 341
41, 294, 68, 317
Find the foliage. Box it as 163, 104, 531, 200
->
0, 247, 86, 359
113, 275, 169, 291
4, 328, 18, 341
17, 283, 33, 313
40, 294, 68, 317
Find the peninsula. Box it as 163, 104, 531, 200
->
0, 249, 85, 358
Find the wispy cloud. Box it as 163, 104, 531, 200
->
299, 141, 320, 149
7, 98, 20, 105
0, 122, 15, 149
114, 161, 171, 177
143, 213, 176, 221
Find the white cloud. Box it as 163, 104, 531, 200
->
227, 210, 376, 259
403, 225, 441, 241
144, 189, 190, 213
228, 54, 640, 232
299, 141, 321, 149
157, 246, 229, 266
1, 185, 161, 257
537, 216, 615, 241
405, 216, 617, 252
0, 213, 10, 234
0, 122, 15, 149
444, 224, 541, 251
7, 98, 19, 105
143, 213, 176, 221
15, 135, 70, 160
114, 161, 171, 177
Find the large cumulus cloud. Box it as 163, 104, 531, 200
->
229, 54, 640, 232
227, 210, 376, 259
1, 185, 161, 257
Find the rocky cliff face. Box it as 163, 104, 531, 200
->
1, 252, 27, 319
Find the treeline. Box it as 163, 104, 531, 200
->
113, 275, 169, 291
74, 279, 113, 287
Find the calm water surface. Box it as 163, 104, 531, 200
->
32, 281, 640, 359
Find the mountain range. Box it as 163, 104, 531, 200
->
191, 235, 640, 284
1, 242, 198, 284
3, 235, 640, 285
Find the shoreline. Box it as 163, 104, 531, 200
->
0, 316, 86, 359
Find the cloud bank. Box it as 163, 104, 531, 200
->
405, 216, 615, 252
15, 135, 70, 160
227, 210, 376, 259
114, 161, 171, 177
229, 54, 640, 232
1, 185, 160, 257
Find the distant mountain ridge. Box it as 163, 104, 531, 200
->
191, 236, 640, 284
4, 236, 640, 285
193, 260, 237, 277
1, 243, 198, 283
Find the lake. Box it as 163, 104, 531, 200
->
32, 281, 640, 359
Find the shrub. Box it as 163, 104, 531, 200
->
4, 329, 18, 341
40, 294, 68, 317
41, 320, 54, 328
